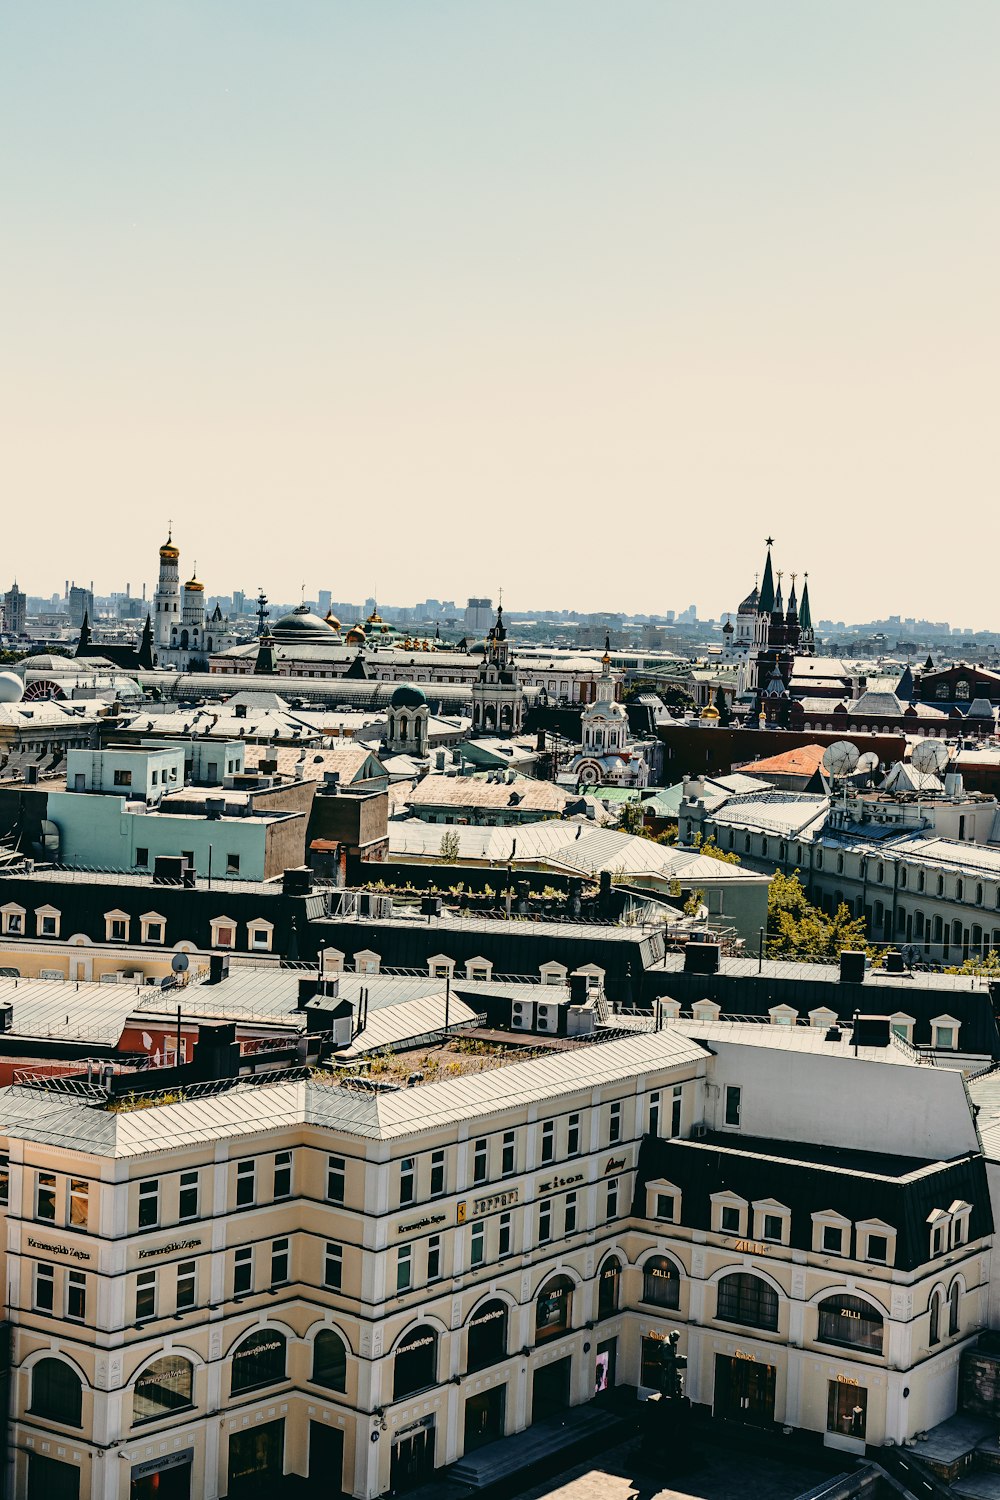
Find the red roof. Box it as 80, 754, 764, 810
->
743, 744, 827, 776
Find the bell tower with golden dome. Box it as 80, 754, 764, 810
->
154, 528, 181, 648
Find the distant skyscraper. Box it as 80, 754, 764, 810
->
233, 590, 246, 617
68, 584, 94, 628
464, 597, 493, 633
3, 582, 26, 635
318, 589, 332, 617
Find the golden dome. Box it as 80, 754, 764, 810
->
159, 535, 179, 560
366, 607, 383, 626
345, 624, 367, 645
701, 704, 720, 720
185, 575, 204, 592
324, 610, 342, 631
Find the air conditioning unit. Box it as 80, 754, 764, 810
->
692, 1122, 710, 1139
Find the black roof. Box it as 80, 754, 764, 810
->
634, 1132, 991, 1274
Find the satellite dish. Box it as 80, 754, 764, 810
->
912, 739, 949, 775
171, 951, 190, 974
822, 741, 860, 778
856, 751, 879, 776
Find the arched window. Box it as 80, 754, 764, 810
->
642, 1254, 680, 1310
817, 1295, 884, 1354
392, 1324, 438, 1400
30, 1358, 82, 1427
312, 1329, 347, 1392
949, 1281, 961, 1337
716, 1272, 778, 1331
535, 1274, 574, 1343
132, 1355, 194, 1423
929, 1288, 943, 1346
467, 1299, 508, 1372
230, 1329, 287, 1394
597, 1255, 621, 1320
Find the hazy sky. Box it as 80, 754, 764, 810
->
3, 2, 998, 623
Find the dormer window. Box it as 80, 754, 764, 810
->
857, 1218, 896, 1267
34, 906, 60, 939
753, 1200, 791, 1245
645, 1178, 681, 1224
104, 910, 130, 943
692, 1000, 721, 1023
1, 904, 25, 936
949, 1201, 972, 1249
927, 1208, 951, 1257
931, 1015, 960, 1050
812, 1210, 851, 1257
809, 1007, 837, 1029
889, 1013, 915, 1044
711, 1191, 748, 1237
768, 1005, 797, 1026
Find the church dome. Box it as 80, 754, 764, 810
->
185, 575, 204, 593
324, 610, 342, 632
159, 532, 179, 560
345, 623, 367, 646
272, 605, 339, 641
470, 641, 487, 655
390, 682, 426, 710
585, 697, 627, 721
738, 583, 760, 615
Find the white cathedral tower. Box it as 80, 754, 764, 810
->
154, 531, 181, 648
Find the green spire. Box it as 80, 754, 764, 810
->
799, 572, 812, 630
758, 538, 775, 614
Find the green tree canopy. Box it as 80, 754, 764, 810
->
765, 868, 870, 961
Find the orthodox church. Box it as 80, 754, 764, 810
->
150, 531, 239, 670
564, 639, 650, 789
731, 539, 816, 720
471, 605, 524, 736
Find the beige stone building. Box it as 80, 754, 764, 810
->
0, 1021, 990, 1499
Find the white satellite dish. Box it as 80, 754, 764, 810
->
911, 739, 950, 775
856, 751, 879, 777
822, 741, 860, 778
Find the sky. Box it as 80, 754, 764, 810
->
2, 2, 999, 624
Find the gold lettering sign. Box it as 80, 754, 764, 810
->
837, 1374, 860, 1386
734, 1239, 768, 1255
733, 1349, 757, 1361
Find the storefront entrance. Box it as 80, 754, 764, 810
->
308, 1422, 345, 1493
130, 1448, 193, 1500
228, 1419, 285, 1495
390, 1416, 435, 1492
532, 1356, 572, 1421
27, 1455, 79, 1500
464, 1385, 507, 1452
714, 1353, 776, 1427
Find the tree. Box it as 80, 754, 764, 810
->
713, 685, 731, 726
765, 868, 870, 961
692, 833, 740, 865
618, 801, 647, 836
438, 830, 461, 863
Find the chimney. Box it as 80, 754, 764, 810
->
283, 866, 314, 896
839, 950, 866, 985
569, 973, 590, 1005
192, 1021, 240, 1080
207, 954, 230, 985
683, 941, 721, 975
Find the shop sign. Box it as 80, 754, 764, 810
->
26, 1236, 91, 1262
131, 1448, 194, 1480
538, 1172, 584, 1196
733, 1239, 768, 1255
733, 1349, 757, 1361
604, 1157, 626, 1175
469, 1306, 506, 1328
837, 1374, 860, 1386
397, 1213, 446, 1235
137, 1236, 202, 1259
470, 1188, 518, 1216
234, 1338, 282, 1360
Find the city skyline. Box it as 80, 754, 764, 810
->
4, 2, 1000, 622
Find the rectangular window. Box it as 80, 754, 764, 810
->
564, 1192, 578, 1235
110, 918, 127, 941
540, 1120, 555, 1164
607, 1179, 619, 1221
179, 1171, 199, 1221
40, 915, 58, 936
226, 853, 241, 876
724, 1086, 741, 1127
823, 1224, 844, 1254
427, 1235, 441, 1281
671, 1084, 683, 1137
473, 1138, 488, 1185
35, 1262, 54, 1313
501, 1131, 515, 1176
430, 1150, 445, 1197
609, 1101, 622, 1144
234, 1247, 253, 1295
567, 1113, 580, 1155
396, 1245, 412, 1292
236, 1160, 256, 1207
176, 1260, 196, 1310
538, 1200, 552, 1244
138, 1178, 159, 1228
66, 1269, 86, 1321
399, 1157, 415, 1206
136, 1269, 157, 1320
273, 1151, 292, 1200
470, 1222, 485, 1266
146, 922, 163, 943
324, 1242, 343, 1291
36, 1173, 56, 1222
113, 768, 132, 787
867, 1234, 888, 1264
499, 1212, 512, 1257
649, 1092, 661, 1136
0, 1155, 8, 1205
721, 1204, 740, 1234
326, 1155, 346, 1204
135, 847, 149, 868
270, 1237, 290, 1286
763, 1214, 783, 1243
657, 1193, 675, 1222
69, 1179, 88, 1230
827, 1380, 867, 1440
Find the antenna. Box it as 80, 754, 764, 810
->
912, 739, 949, 776
821, 741, 860, 779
